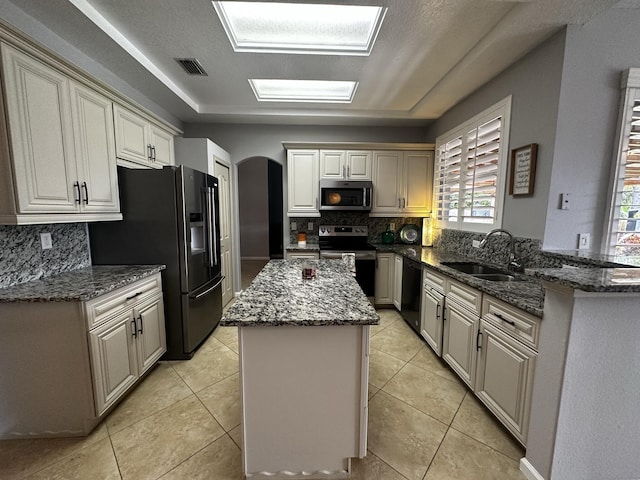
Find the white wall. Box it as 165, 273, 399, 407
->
426, 30, 566, 241
543, 8, 640, 251
238, 158, 270, 259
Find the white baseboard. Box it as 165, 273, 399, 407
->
520, 458, 545, 480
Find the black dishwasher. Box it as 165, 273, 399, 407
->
401, 256, 422, 334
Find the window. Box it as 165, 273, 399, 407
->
434, 96, 512, 233
604, 68, 640, 257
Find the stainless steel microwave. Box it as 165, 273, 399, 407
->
319, 180, 373, 211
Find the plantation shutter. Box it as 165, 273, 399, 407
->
611, 98, 640, 255
436, 136, 462, 223
462, 116, 501, 224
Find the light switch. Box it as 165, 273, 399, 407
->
291, 222, 297, 231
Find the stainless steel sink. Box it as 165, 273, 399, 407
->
441, 262, 523, 282
441, 262, 504, 275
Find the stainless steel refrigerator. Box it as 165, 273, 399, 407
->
89, 165, 223, 360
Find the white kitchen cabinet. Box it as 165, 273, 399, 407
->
420, 268, 447, 356
371, 150, 433, 217
287, 149, 320, 217
114, 104, 175, 168
285, 251, 320, 260
393, 254, 403, 310
319, 149, 372, 180
442, 279, 482, 389
87, 276, 166, 415
0, 42, 121, 224
374, 252, 394, 305
475, 318, 536, 445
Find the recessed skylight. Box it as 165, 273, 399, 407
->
249, 79, 358, 103
212, 1, 386, 56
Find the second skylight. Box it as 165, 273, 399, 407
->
212, 1, 386, 56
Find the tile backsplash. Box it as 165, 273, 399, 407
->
0, 223, 90, 288
288, 212, 424, 244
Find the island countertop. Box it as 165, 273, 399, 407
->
220, 259, 380, 327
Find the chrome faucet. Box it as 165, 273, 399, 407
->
479, 228, 524, 272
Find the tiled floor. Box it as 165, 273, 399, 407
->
0, 309, 527, 480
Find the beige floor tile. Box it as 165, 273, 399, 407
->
197, 373, 241, 432
409, 345, 461, 383
368, 383, 380, 400
228, 425, 242, 449
110, 395, 225, 480
105, 362, 192, 435
369, 348, 407, 389
370, 309, 401, 336
451, 394, 525, 461
159, 434, 243, 480
25, 437, 119, 480
368, 391, 448, 480
424, 429, 526, 480
171, 336, 239, 392
0, 422, 109, 480
350, 451, 408, 480
212, 325, 238, 348
370, 323, 423, 362
383, 363, 466, 425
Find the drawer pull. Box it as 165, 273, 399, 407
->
495, 313, 515, 326
126, 291, 144, 301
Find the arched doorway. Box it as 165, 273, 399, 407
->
237, 156, 283, 288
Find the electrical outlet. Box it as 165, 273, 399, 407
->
578, 233, 591, 250
290, 222, 297, 231
561, 193, 571, 210
389, 223, 395, 231
472, 240, 481, 248
308, 222, 313, 231
40, 232, 52, 250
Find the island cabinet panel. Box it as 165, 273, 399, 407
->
239, 325, 370, 479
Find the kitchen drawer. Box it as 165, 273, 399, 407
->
85, 273, 162, 329
423, 267, 447, 294
446, 278, 482, 315
482, 295, 540, 350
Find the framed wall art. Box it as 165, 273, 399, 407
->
509, 143, 538, 196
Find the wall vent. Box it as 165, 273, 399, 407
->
175, 58, 208, 76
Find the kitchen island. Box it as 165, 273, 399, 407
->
221, 259, 379, 480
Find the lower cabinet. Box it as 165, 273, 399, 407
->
442, 299, 479, 389
421, 286, 445, 356
89, 290, 166, 415
374, 253, 394, 305
393, 254, 403, 310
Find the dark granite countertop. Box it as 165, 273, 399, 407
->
285, 243, 321, 252
527, 267, 640, 293
0, 265, 165, 302
373, 244, 545, 317
541, 249, 640, 267
221, 259, 379, 327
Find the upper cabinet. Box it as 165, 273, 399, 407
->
319, 149, 372, 180
287, 149, 320, 217
0, 42, 121, 224
371, 150, 433, 217
114, 105, 175, 169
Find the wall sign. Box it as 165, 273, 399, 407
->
509, 143, 538, 196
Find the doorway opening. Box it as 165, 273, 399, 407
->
238, 157, 283, 289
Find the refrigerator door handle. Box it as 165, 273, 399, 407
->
209, 187, 219, 267
190, 276, 225, 299
205, 187, 215, 267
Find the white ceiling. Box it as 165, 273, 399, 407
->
6, 0, 628, 126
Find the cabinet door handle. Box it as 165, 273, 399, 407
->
442, 306, 446, 321
147, 144, 153, 161
131, 316, 138, 338
73, 181, 81, 204
398, 198, 401, 208
343, 165, 346, 178
476, 330, 482, 351
347, 165, 350, 177
81, 182, 89, 205
402, 197, 406, 209
152, 145, 157, 161
435, 303, 441, 320
138, 314, 143, 334
495, 313, 515, 326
